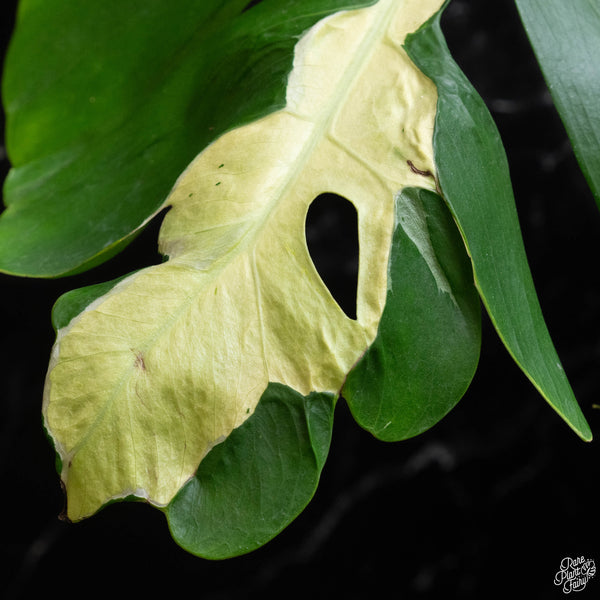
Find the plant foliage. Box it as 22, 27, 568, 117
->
1, 0, 596, 558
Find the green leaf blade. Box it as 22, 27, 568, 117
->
405, 6, 592, 441
165, 383, 335, 560
343, 187, 481, 441
514, 0, 600, 208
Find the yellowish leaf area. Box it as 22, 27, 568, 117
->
43, 0, 443, 520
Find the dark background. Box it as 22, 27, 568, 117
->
1, 1, 599, 598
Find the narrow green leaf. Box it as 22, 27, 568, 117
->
165, 383, 335, 560
1, 0, 376, 277
343, 187, 480, 441
405, 5, 592, 441
515, 0, 600, 208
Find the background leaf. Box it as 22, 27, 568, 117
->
166, 384, 335, 559
514, 0, 600, 208
0, 0, 376, 277
405, 5, 592, 440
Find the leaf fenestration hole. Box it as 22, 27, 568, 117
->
305, 193, 359, 320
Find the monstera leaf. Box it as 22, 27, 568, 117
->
44, 0, 479, 524
1, 0, 592, 558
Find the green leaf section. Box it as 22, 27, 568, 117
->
1, 0, 377, 277
405, 5, 592, 441
166, 383, 334, 559
515, 0, 600, 208
343, 187, 480, 441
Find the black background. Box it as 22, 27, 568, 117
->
1, 1, 599, 598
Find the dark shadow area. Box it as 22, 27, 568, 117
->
305, 192, 359, 320
242, 0, 264, 13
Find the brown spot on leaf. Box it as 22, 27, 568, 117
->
132, 349, 146, 372
407, 159, 433, 178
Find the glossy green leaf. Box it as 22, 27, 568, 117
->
343, 187, 480, 441
405, 4, 592, 441
43, 0, 450, 522
1, 0, 377, 277
166, 383, 334, 559
515, 0, 600, 208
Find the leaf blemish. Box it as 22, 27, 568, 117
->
132, 349, 146, 372
407, 159, 434, 178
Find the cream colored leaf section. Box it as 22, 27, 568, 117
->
43, 0, 442, 521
